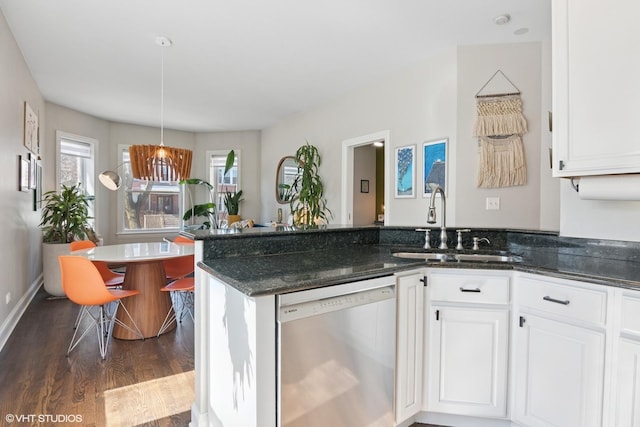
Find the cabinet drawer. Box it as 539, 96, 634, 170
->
621, 292, 640, 336
517, 276, 607, 325
429, 273, 509, 304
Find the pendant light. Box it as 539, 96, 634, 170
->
100, 36, 192, 190
127, 36, 192, 182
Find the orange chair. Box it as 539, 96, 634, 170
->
162, 236, 194, 281
157, 277, 195, 336
59, 256, 143, 359
69, 240, 124, 288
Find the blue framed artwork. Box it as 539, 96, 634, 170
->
395, 145, 415, 198
422, 138, 447, 197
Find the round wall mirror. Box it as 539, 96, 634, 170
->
275, 156, 300, 204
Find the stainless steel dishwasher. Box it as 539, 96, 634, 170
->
277, 275, 396, 427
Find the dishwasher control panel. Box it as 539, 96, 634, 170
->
278, 285, 394, 323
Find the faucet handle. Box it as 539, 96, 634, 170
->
456, 229, 470, 250
415, 228, 431, 249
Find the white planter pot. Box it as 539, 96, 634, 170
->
42, 242, 71, 297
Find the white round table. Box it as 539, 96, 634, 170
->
71, 241, 194, 339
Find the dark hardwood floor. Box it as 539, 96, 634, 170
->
0, 288, 447, 427
0, 288, 194, 426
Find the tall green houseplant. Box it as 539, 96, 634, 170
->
290, 142, 331, 227
40, 183, 93, 243
40, 183, 94, 297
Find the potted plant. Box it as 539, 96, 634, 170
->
39, 183, 93, 297
289, 142, 332, 228
181, 150, 236, 229
182, 178, 218, 229
223, 189, 244, 225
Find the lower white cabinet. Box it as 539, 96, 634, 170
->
615, 339, 640, 426
513, 274, 608, 427
395, 270, 425, 424
425, 270, 510, 418
613, 290, 640, 426
513, 313, 606, 427
427, 306, 509, 417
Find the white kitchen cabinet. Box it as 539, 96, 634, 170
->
425, 270, 510, 418
395, 270, 425, 424
513, 274, 607, 427
552, 0, 640, 176
613, 290, 640, 426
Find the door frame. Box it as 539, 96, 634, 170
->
341, 130, 391, 225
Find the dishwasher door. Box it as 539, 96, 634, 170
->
277, 276, 396, 427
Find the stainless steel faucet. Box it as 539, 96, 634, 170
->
427, 183, 447, 249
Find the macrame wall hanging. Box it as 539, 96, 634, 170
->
473, 70, 528, 188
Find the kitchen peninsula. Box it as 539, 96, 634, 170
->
187, 225, 640, 427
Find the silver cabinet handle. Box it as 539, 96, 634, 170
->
543, 296, 570, 305
460, 287, 481, 293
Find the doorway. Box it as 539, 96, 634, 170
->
341, 130, 391, 226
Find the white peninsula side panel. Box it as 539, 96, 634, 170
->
193, 269, 276, 427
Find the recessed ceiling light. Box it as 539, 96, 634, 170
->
494, 14, 511, 25
514, 27, 529, 35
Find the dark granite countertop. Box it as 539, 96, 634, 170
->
198, 242, 640, 297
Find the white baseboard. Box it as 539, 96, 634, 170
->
0, 274, 43, 353
416, 411, 517, 427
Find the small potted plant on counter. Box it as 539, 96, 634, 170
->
39, 183, 93, 297
223, 189, 244, 226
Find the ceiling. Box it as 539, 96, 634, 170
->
1, 0, 550, 133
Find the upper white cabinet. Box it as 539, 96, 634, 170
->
552, 0, 640, 177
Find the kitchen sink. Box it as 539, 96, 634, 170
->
454, 253, 519, 263
391, 252, 453, 261
392, 251, 520, 263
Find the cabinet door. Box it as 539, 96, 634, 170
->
615, 338, 640, 426
395, 271, 425, 424
427, 306, 509, 418
552, 0, 640, 176
514, 313, 605, 427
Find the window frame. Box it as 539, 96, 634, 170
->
206, 149, 241, 217
115, 144, 183, 236
55, 130, 97, 230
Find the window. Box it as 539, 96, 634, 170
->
56, 131, 96, 227
207, 150, 240, 219
117, 145, 182, 233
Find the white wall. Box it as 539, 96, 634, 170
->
260, 43, 556, 230
195, 131, 262, 223
455, 42, 555, 230
560, 181, 640, 241
44, 103, 111, 235
260, 48, 459, 226
0, 10, 45, 347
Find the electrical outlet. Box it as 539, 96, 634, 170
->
5, 292, 11, 305
486, 197, 500, 210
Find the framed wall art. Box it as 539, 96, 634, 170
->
395, 145, 415, 198
360, 179, 369, 193
24, 101, 39, 154
18, 155, 29, 192
34, 161, 43, 210
422, 138, 447, 197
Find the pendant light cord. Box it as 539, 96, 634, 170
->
160, 42, 165, 147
